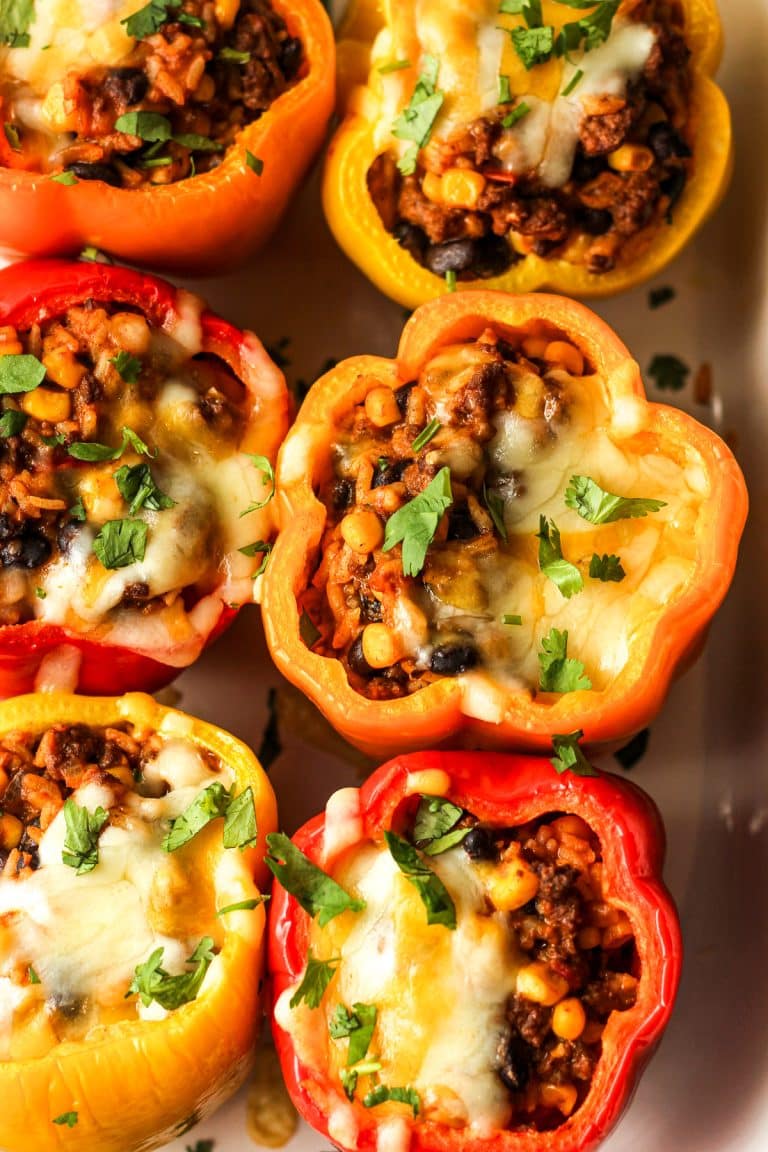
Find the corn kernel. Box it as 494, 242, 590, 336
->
87, 21, 134, 65
340, 510, 383, 554
441, 167, 486, 209
42, 350, 86, 391
608, 144, 655, 173
110, 312, 151, 356
361, 623, 402, 669
544, 341, 584, 376
522, 336, 549, 360
40, 84, 78, 133
364, 386, 401, 428
577, 927, 601, 951
0, 813, 23, 851
516, 961, 569, 1006
483, 856, 539, 912
603, 912, 633, 950
21, 388, 71, 424
215, 0, 241, 29
422, 172, 444, 204
582, 1020, 605, 1044
552, 998, 587, 1041
551, 814, 592, 840
539, 1082, 578, 1116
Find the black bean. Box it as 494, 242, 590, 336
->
471, 234, 519, 278
571, 151, 606, 184
0, 533, 48, 569
347, 635, 377, 679
424, 239, 477, 276
497, 1036, 532, 1092
661, 167, 687, 210
104, 67, 149, 106
429, 643, 478, 675
0, 514, 14, 541
393, 384, 414, 416
648, 121, 691, 162
67, 163, 122, 188
331, 479, 354, 511
447, 504, 479, 541
47, 993, 88, 1020
575, 206, 613, 236
372, 458, 407, 488
359, 595, 382, 623
58, 522, 79, 554
278, 37, 303, 80
394, 221, 428, 261
463, 826, 497, 861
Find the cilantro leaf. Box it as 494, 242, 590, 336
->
245, 150, 264, 175
483, 484, 508, 542
289, 950, 339, 1009
330, 1002, 377, 1065
174, 133, 223, 153
384, 831, 456, 929
62, 799, 109, 874
413, 795, 468, 855
537, 515, 583, 598
110, 351, 142, 383
121, 0, 180, 38
647, 354, 689, 392
363, 1085, 421, 1116
392, 55, 444, 175
69, 497, 86, 522
589, 552, 625, 582
265, 832, 366, 926
216, 897, 267, 916
222, 786, 258, 850
115, 462, 175, 516
239, 540, 271, 576
93, 518, 147, 569
0, 354, 45, 394
551, 730, 598, 776
0, 409, 27, 437
50, 171, 78, 185
579, 0, 620, 49
128, 937, 215, 1010
0, 0, 35, 47
68, 425, 154, 462
162, 781, 231, 852
240, 454, 275, 516
115, 111, 172, 141
382, 466, 453, 577
52, 1113, 78, 1128
412, 418, 441, 451
564, 475, 667, 525
510, 25, 554, 69
538, 627, 592, 692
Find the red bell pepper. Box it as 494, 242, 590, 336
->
0, 259, 290, 697
268, 750, 681, 1152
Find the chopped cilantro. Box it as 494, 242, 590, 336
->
62, 799, 109, 874
413, 795, 469, 856
114, 462, 176, 515
483, 485, 508, 542
330, 1002, 377, 1065
0, 0, 34, 47
239, 454, 275, 516
537, 515, 583, 598
289, 950, 339, 1010
299, 608, 320, 649
648, 353, 689, 392
412, 418, 441, 451
110, 351, 142, 383
392, 55, 444, 175
246, 150, 264, 175
538, 627, 592, 693
115, 111, 172, 141
382, 466, 453, 577
551, 730, 598, 776
122, 0, 180, 39
565, 475, 667, 524
128, 938, 215, 1010
0, 409, 28, 437
50, 171, 78, 185
385, 832, 456, 928
0, 354, 45, 394
163, 783, 257, 852
52, 1113, 78, 1128
216, 897, 267, 917
379, 58, 411, 74
589, 552, 626, 582
239, 539, 272, 576
92, 518, 147, 569
69, 497, 86, 522
265, 833, 366, 926
363, 1085, 421, 1115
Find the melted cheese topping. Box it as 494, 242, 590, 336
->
287, 844, 524, 1134
0, 736, 229, 1058
372, 1, 655, 187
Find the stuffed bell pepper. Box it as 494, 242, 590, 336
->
0, 690, 277, 1152
268, 749, 681, 1152
324, 0, 731, 307
262, 290, 746, 754
0, 258, 290, 698
0, 0, 334, 272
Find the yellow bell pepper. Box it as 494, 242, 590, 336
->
323, 0, 732, 309
0, 692, 277, 1152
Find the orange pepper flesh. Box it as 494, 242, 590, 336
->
0, 0, 335, 274
323, 0, 732, 308
0, 692, 277, 1152
261, 290, 747, 756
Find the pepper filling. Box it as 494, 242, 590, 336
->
287, 796, 638, 1133
304, 322, 706, 706
0, 0, 303, 187
0, 300, 273, 646
0, 718, 258, 1058
367, 0, 691, 279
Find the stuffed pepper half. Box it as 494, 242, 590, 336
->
0, 0, 334, 272
262, 290, 746, 754
324, 0, 731, 307
0, 259, 290, 698
268, 749, 681, 1152
0, 691, 277, 1152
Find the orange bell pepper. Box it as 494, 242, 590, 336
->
323, 0, 732, 309
261, 290, 747, 755
0, 690, 277, 1152
0, 0, 334, 274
